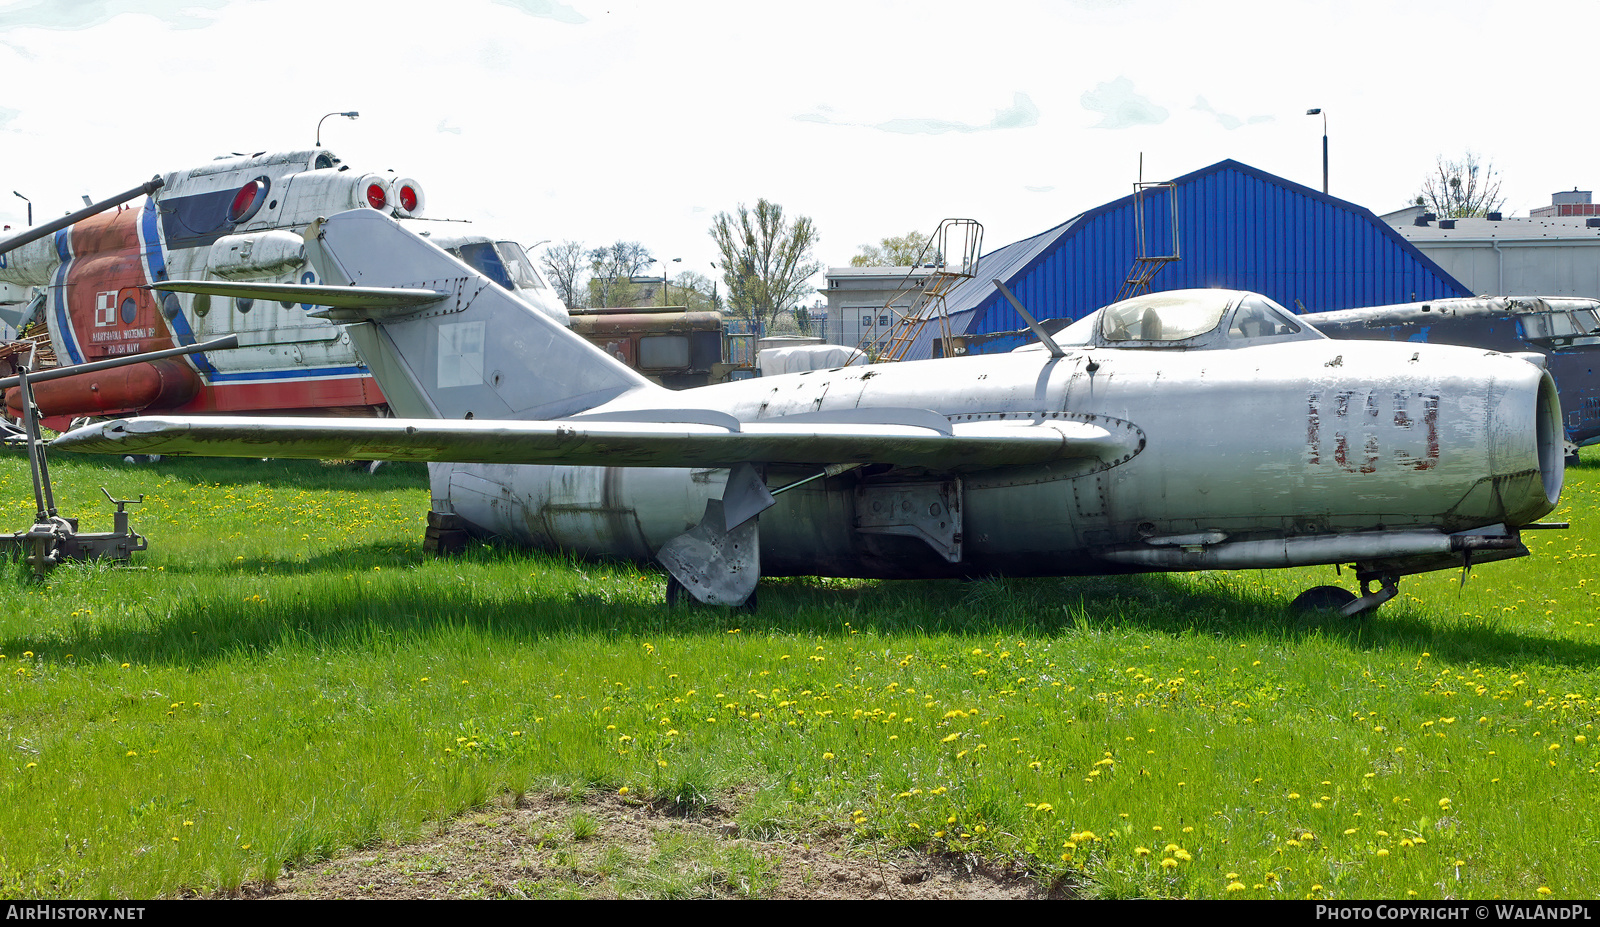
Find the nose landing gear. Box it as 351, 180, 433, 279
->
1291, 572, 1399, 618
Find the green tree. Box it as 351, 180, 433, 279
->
850, 230, 935, 267
586, 241, 654, 308
709, 199, 822, 328
1415, 152, 1505, 218
670, 269, 720, 312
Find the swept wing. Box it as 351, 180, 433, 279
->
53, 413, 1137, 472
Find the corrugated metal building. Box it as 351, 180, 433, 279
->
899, 159, 1470, 358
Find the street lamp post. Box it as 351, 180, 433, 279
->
1306, 108, 1328, 194
316, 111, 360, 146
660, 257, 681, 307
13, 191, 30, 226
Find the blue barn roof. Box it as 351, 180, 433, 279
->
914, 159, 1470, 358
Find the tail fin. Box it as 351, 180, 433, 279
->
305, 209, 654, 420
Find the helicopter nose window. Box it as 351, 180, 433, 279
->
450, 242, 516, 291
494, 241, 547, 290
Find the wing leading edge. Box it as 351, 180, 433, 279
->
53, 414, 1143, 472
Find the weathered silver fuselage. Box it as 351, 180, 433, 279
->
434, 337, 1562, 579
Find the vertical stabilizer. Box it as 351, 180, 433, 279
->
306, 209, 656, 420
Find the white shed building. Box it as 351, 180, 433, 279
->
1385, 193, 1600, 299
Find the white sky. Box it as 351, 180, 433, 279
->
2, 0, 1595, 299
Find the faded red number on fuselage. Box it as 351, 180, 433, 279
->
1306, 390, 1440, 472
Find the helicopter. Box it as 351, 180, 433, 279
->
0, 148, 564, 425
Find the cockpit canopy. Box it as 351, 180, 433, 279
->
1028, 289, 1325, 351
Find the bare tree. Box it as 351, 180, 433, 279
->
538, 240, 589, 310
850, 230, 935, 267
1416, 152, 1505, 218
709, 199, 822, 328
586, 241, 654, 308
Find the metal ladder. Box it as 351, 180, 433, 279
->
1114, 181, 1181, 303
859, 219, 983, 363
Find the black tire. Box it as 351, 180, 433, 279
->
1291, 585, 1358, 613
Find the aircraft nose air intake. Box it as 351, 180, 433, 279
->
1534, 367, 1565, 508
1491, 365, 1564, 525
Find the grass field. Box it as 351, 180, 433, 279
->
0, 449, 1596, 899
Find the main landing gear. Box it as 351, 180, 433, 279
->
1291, 572, 1399, 619
665, 573, 758, 612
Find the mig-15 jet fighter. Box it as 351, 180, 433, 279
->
54, 210, 1565, 617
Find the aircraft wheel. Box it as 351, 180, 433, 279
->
1291, 585, 1358, 613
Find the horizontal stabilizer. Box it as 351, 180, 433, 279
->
150, 279, 450, 312
53, 414, 1139, 472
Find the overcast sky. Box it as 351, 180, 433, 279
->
3, 0, 1593, 298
